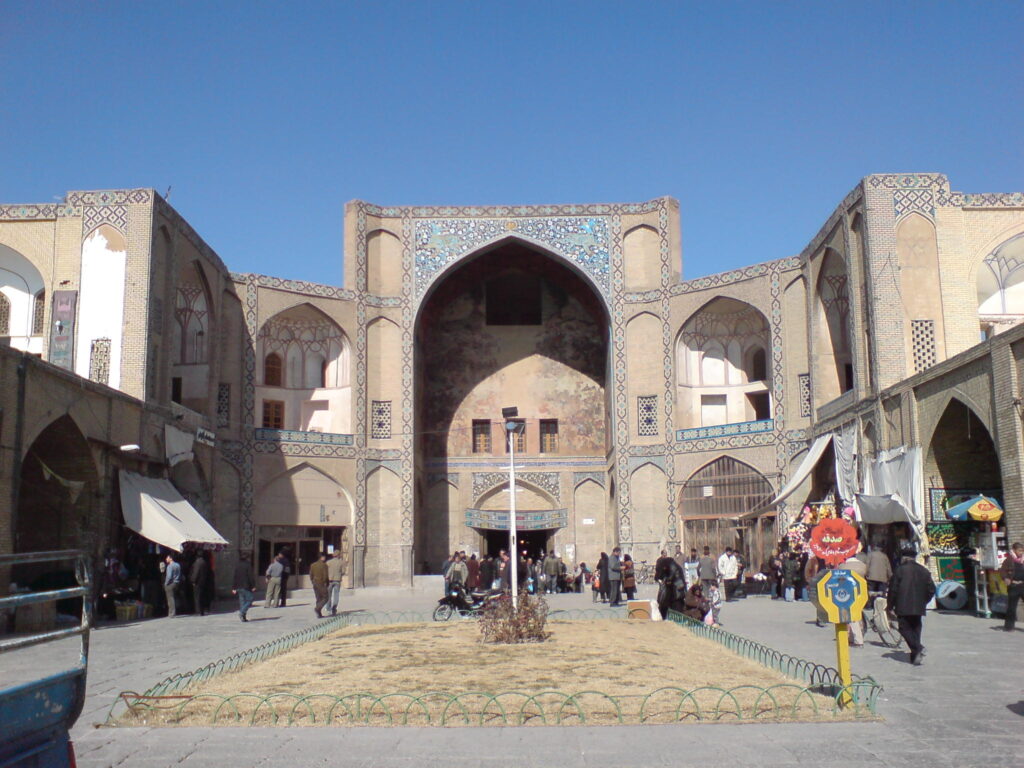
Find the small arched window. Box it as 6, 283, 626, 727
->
32, 290, 45, 336
264, 352, 283, 386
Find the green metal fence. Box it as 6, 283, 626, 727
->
665, 609, 881, 713
106, 607, 881, 726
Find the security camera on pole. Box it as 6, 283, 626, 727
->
502, 407, 525, 609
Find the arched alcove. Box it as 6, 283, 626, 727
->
925, 398, 1001, 492
365, 466, 403, 584
679, 455, 773, 567
897, 213, 945, 372
675, 297, 772, 429
0, 242, 46, 355
814, 248, 853, 403
367, 229, 403, 296
978, 232, 1024, 339
256, 304, 352, 434
623, 224, 660, 291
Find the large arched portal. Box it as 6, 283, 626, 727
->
925, 398, 1001, 493
415, 240, 609, 572
13, 416, 101, 588
679, 456, 774, 570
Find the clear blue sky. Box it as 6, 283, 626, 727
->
3, 1, 1022, 285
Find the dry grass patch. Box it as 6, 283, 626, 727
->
120, 620, 855, 726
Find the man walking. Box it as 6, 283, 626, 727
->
265, 554, 284, 608
164, 554, 182, 617
608, 547, 623, 607
310, 552, 330, 618
190, 551, 210, 616
887, 544, 936, 665
231, 552, 255, 622
543, 551, 561, 594
277, 546, 292, 607
866, 545, 892, 594
1000, 541, 1024, 631
327, 549, 345, 616
698, 546, 718, 593
718, 546, 739, 601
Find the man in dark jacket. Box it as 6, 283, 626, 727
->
231, 552, 256, 622
608, 547, 623, 607
887, 544, 936, 665
190, 552, 210, 616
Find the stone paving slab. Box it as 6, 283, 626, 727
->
30, 587, 1023, 766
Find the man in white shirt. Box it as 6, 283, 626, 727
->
718, 547, 740, 602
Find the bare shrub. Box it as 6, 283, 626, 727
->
479, 594, 551, 644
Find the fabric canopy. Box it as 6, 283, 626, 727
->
834, 422, 857, 503
855, 493, 915, 526
119, 470, 228, 552
771, 433, 833, 506
862, 445, 924, 538
164, 423, 195, 467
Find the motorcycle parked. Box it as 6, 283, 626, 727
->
433, 582, 502, 621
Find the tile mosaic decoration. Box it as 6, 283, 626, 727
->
573, 471, 605, 488
472, 471, 561, 503
82, 204, 128, 236
893, 189, 935, 220
465, 508, 568, 531
414, 216, 612, 298
676, 419, 773, 442
216, 383, 230, 429
254, 428, 355, 446
370, 400, 392, 439
637, 395, 659, 436
0, 204, 62, 219
798, 373, 812, 417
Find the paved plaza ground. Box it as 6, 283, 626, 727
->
45, 584, 1024, 767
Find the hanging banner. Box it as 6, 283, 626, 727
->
48, 290, 77, 371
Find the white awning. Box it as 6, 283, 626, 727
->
119, 470, 228, 552
771, 433, 833, 506
855, 493, 915, 526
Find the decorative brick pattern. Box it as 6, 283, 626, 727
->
912, 319, 937, 372
799, 373, 812, 417
89, 338, 111, 385
82, 205, 128, 236
216, 383, 230, 428
371, 400, 392, 439
893, 189, 935, 220
573, 471, 604, 488
637, 395, 658, 436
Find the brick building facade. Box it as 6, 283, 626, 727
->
0, 173, 1021, 591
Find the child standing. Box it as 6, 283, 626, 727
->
707, 582, 723, 626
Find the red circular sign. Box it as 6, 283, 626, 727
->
808, 518, 860, 567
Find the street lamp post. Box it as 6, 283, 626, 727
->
502, 407, 523, 609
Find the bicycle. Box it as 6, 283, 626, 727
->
867, 593, 903, 648
635, 560, 654, 585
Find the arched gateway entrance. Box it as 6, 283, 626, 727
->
414, 239, 610, 573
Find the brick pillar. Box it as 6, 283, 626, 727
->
992, 344, 1024, 542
